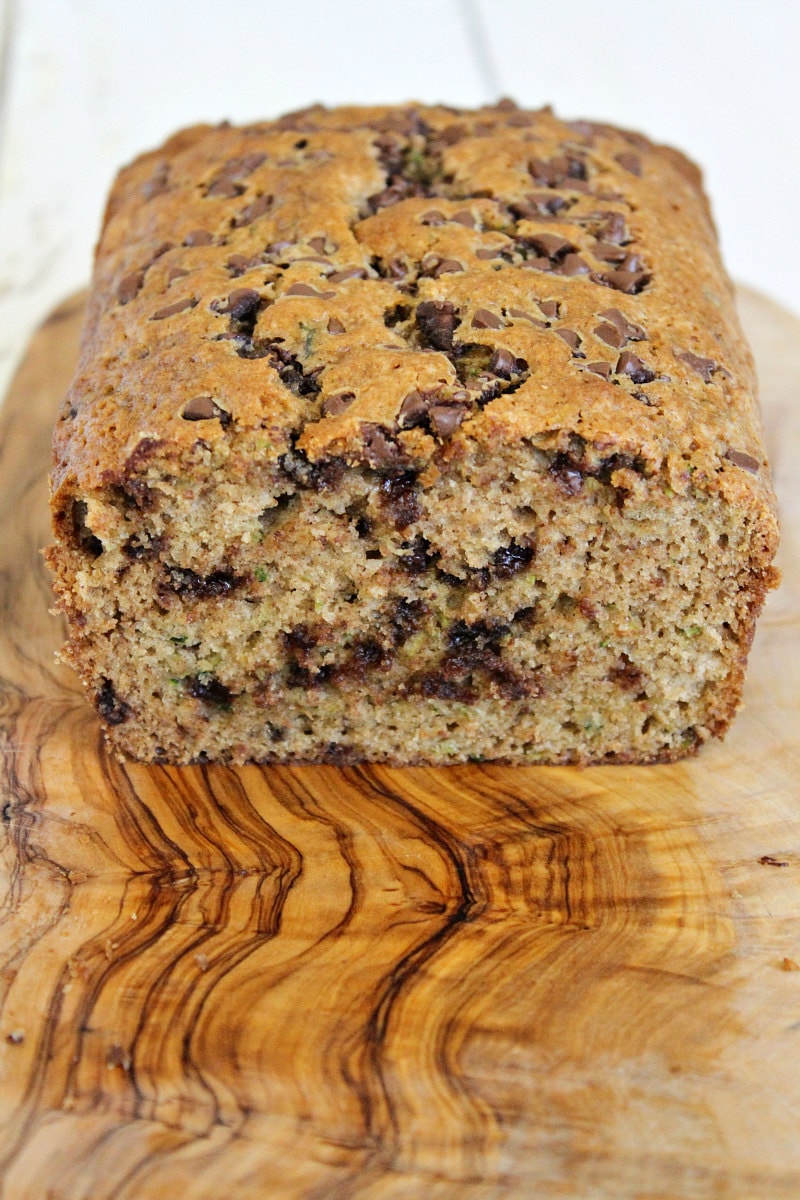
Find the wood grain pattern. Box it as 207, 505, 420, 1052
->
1, 289, 799, 1199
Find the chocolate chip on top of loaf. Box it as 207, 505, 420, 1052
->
46, 101, 779, 765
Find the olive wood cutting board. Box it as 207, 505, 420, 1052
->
0, 289, 798, 1200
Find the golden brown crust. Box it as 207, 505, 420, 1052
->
52, 101, 777, 548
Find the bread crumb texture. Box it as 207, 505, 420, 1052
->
46, 101, 779, 764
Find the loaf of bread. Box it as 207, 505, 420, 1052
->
46, 101, 779, 765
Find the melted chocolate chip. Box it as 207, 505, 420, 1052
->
166, 566, 239, 598
398, 389, 432, 428
616, 350, 655, 384
361, 423, 409, 470
389, 597, 427, 645
185, 675, 232, 708
321, 391, 356, 417
224, 287, 261, 320
550, 453, 583, 494
415, 300, 458, 351
380, 473, 423, 529
609, 653, 643, 689
492, 538, 535, 579
96, 680, 131, 725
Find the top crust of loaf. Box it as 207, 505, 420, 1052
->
51, 101, 778, 564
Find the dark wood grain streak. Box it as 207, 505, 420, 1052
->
1, 293, 800, 1198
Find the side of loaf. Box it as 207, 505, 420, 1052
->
45, 101, 779, 765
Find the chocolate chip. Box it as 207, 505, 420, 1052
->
428, 404, 468, 438
167, 267, 190, 284
206, 152, 267, 198
309, 236, 337, 253
556, 254, 590, 276
415, 300, 458, 351
598, 308, 646, 342
361, 423, 409, 469
420, 210, 447, 225
677, 349, 717, 383
151, 296, 197, 320
489, 348, 518, 377
526, 233, 576, 260
472, 308, 504, 330
530, 154, 587, 187
616, 152, 642, 176
452, 209, 476, 228
593, 241, 628, 263
555, 329, 582, 353
507, 307, 548, 328
520, 256, 551, 272
96, 679, 131, 726
609, 653, 643, 689
550, 453, 583, 494
117, 271, 145, 305
225, 287, 261, 320
398, 389, 432, 427
493, 538, 535, 579
598, 212, 628, 244
726, 448, 760, 474
284, 283, 336, 299
511, 193, 569, 220
184, 229, 214, 247
594, 322, 625, 348
226, 253, 262, 276
327, 316, 346, 334
380, 473, 423, 529
322, 391, 356, 417
431, 258, 463, 277
234, 193, 273, 226
591, 269, 651, 294
475, 247, 505, 260
182, 396, 230, 423
538, 300, 560, 319
585, 361, 612, 378
328, 267, 367, 283
616, 351, 655, 384
185, 675, 232, 708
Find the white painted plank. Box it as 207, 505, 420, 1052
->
472, 0, 800, 317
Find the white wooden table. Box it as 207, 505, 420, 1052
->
2, 0, 799, 395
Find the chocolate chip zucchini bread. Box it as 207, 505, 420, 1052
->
46, 100, 779, 765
